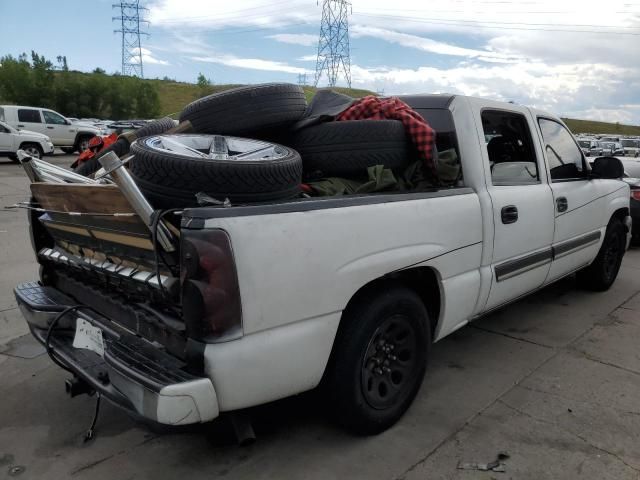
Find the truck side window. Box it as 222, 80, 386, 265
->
481, 110, 539, 185
538, 118, 587, 181
17, 109, 42, 123
43, 111, 67, 125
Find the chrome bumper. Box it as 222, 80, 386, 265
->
14, 282, 219, 425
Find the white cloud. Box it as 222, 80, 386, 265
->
349, 61, 638, 123
144, 0, 640, 123
351, 25, 518, 63
147, 0, 317, 29
268, 33, 317, 46
191, 54, 309, 75
133, 47, 170, 66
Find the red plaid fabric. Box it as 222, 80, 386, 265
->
336, 95, 437, 180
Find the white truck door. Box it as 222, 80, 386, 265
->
42, 110, 72, 146
16, 108, 46, 136
536, 117, 606, 282
479, 109, 555, 310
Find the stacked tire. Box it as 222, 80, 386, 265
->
77, 82, 412, 208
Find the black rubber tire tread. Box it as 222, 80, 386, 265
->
179, 84, 307, 136
129, 136, 302, 208
134, 117, 177, 139
61, 147, 76, 154
74, 138, 129, 176
577, 218, 626, 291
324, 283, 430, 435
292, 120, 412, 177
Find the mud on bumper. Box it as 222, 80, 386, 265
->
14, 282, 219, 425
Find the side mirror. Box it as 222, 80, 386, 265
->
591, 156, 624, 179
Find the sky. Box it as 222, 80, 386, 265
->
1, 0, 639, 123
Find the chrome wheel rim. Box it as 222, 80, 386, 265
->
141, 134, 289, 163
361, 315, 419, 410
24, 146, 41, 158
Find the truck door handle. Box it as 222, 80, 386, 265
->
46, 126, 54, 129
501, 205, 518, 224
17, 124, 24, 128
556, 197, 568, 213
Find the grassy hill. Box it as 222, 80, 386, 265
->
561, 118, 640, 136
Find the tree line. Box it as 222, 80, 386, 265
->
0, 52, 161, 119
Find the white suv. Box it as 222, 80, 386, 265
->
0, 105, 101, 153
0, 120, 54, 161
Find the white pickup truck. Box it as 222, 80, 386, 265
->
0, 105, 101, 153
0, 120, 54, 160
15, 95, 631, 437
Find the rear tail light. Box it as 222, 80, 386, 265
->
632, 190, 640, 202
181, 229, 242, 342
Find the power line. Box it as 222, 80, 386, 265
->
113, 1, 149, 77
353, 12, 640, 35
315, 0, 352, 87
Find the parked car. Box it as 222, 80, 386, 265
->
600, 136, 621, 143
577, 138, 603, 157
621, 139, 640, 157
14, 92, 632, 437
600, 141, 616, 156
0, 120, 54, 160
0, 105, 102, 154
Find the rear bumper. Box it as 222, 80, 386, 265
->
14, 282, 219, 425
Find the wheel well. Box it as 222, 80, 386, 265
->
612, 207, 630, 232
18, 141, 42, 152
341, 267, 441, 340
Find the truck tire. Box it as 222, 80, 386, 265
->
292, 120, 411, 177
179, 84, 307, 136
324, 284, 430, 435
133, 117, 177, 139
76, 135, 93, 153
577, 217, 626, 291
61, 147, 76, 154
129, 134, 302, 208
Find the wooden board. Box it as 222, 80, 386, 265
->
30, 183, 136, 218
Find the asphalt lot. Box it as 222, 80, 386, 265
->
1, 153, 640, 479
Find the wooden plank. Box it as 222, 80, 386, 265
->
31, 183, 136, 216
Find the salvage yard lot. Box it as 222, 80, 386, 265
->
1, 154, 640, 479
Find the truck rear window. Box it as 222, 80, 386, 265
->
416, 108, 462, 185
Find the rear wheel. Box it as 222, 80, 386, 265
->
577, 217, 626, 291
76, 135, 92, 153
61, 147, 76, 154
324, 284, 430, 435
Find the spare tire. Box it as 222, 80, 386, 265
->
292, 120, 412, 177
133, 117, 178, 138
179, 83, 307, 136
75, 117, 178, 177
129, 134, 302, 208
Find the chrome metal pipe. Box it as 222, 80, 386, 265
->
16, 151, 41, 182
32, 158, 98, 184
98, 151, 175, 252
